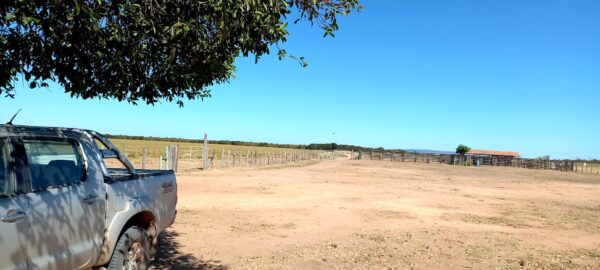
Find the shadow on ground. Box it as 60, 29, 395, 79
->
151, 230, 228, 270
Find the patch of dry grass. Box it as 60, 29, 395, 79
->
443, 213, 529, 228
499, 202, 600, 233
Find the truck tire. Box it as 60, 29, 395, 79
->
108, 226, 151, 270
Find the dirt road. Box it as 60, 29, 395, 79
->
152, 159, 600, 269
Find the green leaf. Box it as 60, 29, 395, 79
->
5, 12, 16, 22
21, 16, 40, 25
74, 0, 81, 16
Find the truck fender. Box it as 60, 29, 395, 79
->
95, 196, 157, 266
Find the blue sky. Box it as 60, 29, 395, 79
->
1, 0, 599, 159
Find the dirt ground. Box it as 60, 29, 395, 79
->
151, 159, 600, 270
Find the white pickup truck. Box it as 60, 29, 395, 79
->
0, 125, 177, 270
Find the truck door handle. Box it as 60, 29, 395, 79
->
1, 211, 27, 223
83, 194, 100, 205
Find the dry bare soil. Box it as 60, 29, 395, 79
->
151, 159, 600, 270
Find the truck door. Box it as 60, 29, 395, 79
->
19, 138, 105, 270
0, 139, 29, 270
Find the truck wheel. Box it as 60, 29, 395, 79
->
108, 226, 151, 270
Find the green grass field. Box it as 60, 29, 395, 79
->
107, 138, 329, 170
109, 138, 311, 159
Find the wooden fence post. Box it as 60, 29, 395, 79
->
166, 145, 179, 172
188, 145, 192, 170
227, 150, 231, 167
202, 133, 209, 170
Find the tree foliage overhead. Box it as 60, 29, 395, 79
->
456, 144, 471, 155
1, 0, 362, 106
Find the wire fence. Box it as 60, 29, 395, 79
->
117, 144, 339, 172
351, 151, 600, 175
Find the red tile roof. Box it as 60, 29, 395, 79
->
467, 149, 521, 157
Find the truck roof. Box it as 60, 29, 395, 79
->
0, 124, 95, 137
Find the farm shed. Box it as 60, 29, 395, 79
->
467, 149, 521, 166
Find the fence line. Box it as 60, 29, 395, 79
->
117, 144, 338, 172
351, 151, 600, 175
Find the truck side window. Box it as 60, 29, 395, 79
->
0, 139, 12, 196
23, 140, 85, 191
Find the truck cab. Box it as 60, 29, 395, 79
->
0, 125, 177, 270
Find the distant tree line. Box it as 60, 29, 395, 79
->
305, 143, 387, 152
105, 134, 386, 151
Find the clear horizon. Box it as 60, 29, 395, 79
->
1, 0, 599, 160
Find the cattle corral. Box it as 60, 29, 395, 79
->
150, 158, 600, 270
354, 151, 600, 175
